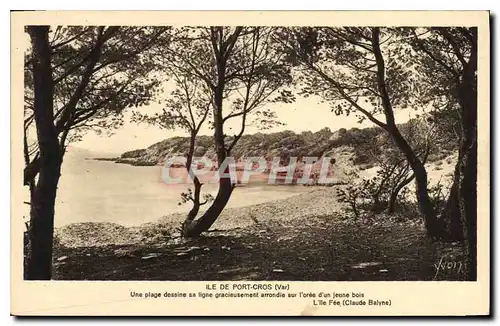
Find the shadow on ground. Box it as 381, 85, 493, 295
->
52, 216, 466, 281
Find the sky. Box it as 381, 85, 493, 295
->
22, 28, 420, 156
74, 95, 419, 155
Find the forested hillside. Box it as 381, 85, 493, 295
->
115, 118, 456, 168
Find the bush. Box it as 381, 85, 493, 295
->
336, 171, 385, 219
336, 184, 366, 219
428, 178, 449, 214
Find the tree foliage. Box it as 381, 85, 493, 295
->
336, 118, 438, 218
153, 27, 295, 237
24, 25, 168, 279
406, 27, 478, 279
24, 26, 168, 184
279, 27, 443, 238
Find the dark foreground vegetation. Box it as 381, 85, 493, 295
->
52, 214, 465, 281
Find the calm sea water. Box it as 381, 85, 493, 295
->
22, 147, 310, 227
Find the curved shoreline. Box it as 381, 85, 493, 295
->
55, 186, 344, 248
156, 186, 343, 230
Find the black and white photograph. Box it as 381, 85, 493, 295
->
11, 10, 490, 316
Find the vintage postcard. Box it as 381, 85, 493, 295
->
11, 10, 490, 316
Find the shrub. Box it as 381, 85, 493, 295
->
428, 177, 449, 214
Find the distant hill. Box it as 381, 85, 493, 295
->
111, 119, 456, 169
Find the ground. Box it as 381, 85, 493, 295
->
52, 214, 466, 281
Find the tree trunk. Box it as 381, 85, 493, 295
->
439, 164, 463, 241
457, 134, 477, 280
371, 28, 442, 238
181, 132, 204, 237
27, 161, 61, 280
411, 162, 443, 237
386, 193, 397, 214
385, 129, 443, 238
456, 28, 477, 280
181, 176, 203, 236
26, 26, 61, 280
387, 174, 415, 214
183, 177, 234, 237
182, 57, 235, 237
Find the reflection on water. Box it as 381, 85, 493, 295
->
24, 148, 311, 227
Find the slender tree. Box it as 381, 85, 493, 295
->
132, 70, 213, 237
157, 27, 294, 237
282, 27, 443, 238
24, 25, 167, 279
408, 27, 477, 279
